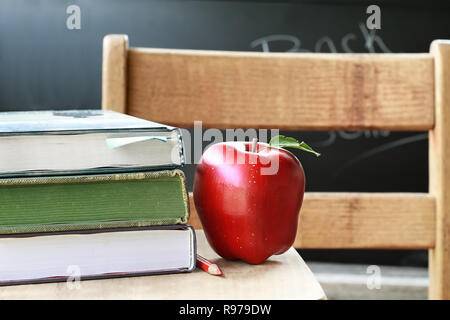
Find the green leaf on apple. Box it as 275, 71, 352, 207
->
268, 135, 321, 157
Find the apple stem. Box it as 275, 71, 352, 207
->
251, 138, 258, 153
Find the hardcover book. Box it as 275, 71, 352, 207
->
0, 109, 185, 177
0, 169, 189, 234
0, 225, 196, 286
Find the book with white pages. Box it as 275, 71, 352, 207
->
0, 225, 196, 286
0, 109, 185, 177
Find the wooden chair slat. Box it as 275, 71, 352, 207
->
188, 192, 436, 249
125, 48, 434, 130
102, 34, 128, 113
429, 40, 450, 299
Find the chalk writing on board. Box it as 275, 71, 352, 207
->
332, 133, 428, 179
317, 130, 391, 148
250, 23, 392, 53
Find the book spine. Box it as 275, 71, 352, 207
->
0, 169, 190, 234
0, 169, 184, 186
0, 218, 188, 235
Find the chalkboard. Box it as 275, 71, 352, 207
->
1, 0, 449, 266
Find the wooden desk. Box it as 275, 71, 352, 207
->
0, 230, 326, 300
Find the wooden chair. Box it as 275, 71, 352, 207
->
102, 34, 450, 300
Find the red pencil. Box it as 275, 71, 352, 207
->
196, 254, 224, 276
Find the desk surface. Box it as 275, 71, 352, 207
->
0, 230, 326, 300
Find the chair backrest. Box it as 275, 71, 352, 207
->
102, 34, 450, 299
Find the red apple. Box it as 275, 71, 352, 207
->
193, 141, 305, 264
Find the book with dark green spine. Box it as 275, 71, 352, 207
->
0, 169, 189, 234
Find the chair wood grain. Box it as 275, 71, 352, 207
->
429, 40, 450, 300
102, 34, 128, 113
125, 48, 434, 130
188, 192, 435, 249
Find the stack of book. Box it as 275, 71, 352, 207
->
0, 109, 195, 285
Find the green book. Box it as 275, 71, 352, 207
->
0, 169, 189, 234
